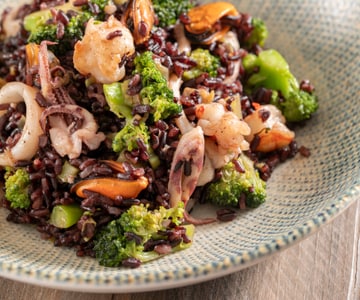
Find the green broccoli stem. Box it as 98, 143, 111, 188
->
103, 82, 160, 169
49, 204, 83, 229
243, 49, 297, 99
57, 160, 79, 184
23, 2, 79, 33
103, 82, 133, 119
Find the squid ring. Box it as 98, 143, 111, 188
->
0, 82, 44, 166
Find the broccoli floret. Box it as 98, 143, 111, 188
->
23, 0, 111, 55
81, 0, 112, 18
152, 0, 194, 28
23, 1, 76, 33
112, 118, 150, 153
4, 167, 31, 209
272, 89, 319, 123
134, 51, 182, 121
104, 53, 182, 165
103, 82, 145, 153
26, 24, 58, 45
204, 154, 266, 209
182, 48, 220, 81
93, 203, 194, 267
103, 81, 160, 168
243, 49, 318, 122
243, 17, 268, 49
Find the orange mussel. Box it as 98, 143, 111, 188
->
70, 160, 148, 200
71, 176, 149, 200
184, 2, 239, 44
122, 0, 155, 45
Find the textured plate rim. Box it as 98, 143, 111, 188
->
0, 0, 359, 293
0, 183, 358, 293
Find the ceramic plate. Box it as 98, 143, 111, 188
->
0, 0, 359, 293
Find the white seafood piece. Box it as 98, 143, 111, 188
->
196, 153, 215, 187
174, 111, 195, 134
204, 137, 237, 170
222, 31, 241, 85
73, 16, 135, 84
44, 104, 106, 159
1, 7, 21, 37
168, 126, 205, 208
168, 73, 183, 99
195, 102, 250, 154
0, 82, 44, 166
173, 21, 191, 55
244, 104, 295, 152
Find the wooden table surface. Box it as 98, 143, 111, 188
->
1, 197, 359, 300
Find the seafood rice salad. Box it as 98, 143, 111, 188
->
0, 0, 318, 268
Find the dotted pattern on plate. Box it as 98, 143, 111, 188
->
0, 0, 359, 293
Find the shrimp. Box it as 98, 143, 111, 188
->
0, 82, 44, 166
195, 102, 251, 154
73, 16, 135, 84
244, 104, 295, 152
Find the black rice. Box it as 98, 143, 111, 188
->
0, 0, 313, 260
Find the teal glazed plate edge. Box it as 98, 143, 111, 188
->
0, 0, 359, 293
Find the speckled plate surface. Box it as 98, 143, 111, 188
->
0, 0, 359, 293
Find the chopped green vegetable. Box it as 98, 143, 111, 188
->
182, 48, 220, 81
4, 167, 31, 209
204, 154, 266, 208
104, 52, 182, 158
50, 204, 83, 229
23, 1, 76, 33
103, 80, 160, 168
134, 51, 182, 121
152, 0, 194, 28
105, 52, 182, 163
23, 0, 111, 55
103, 51, 182, 157
57, 160, 79, 184
103, 81, 149, 153
112, 118, 150, 153
93, 203, 194, 267
103, 82, 133, 119
243, 17, 268, 48
243, 49, 318, 122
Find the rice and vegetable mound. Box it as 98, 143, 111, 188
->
0, 0, 318, 267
